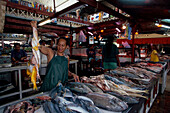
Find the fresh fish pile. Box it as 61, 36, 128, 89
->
86, 92, 128, 112
3, 83, 102, 113
160, 55, 170, 60
132, 62, 163, 73
106, 91, 139, 104
66, 82, 93, 94
83, 83, 103, 93
27, 27, 41, 90
3, 101, 35, 113
81, 75, 148, 99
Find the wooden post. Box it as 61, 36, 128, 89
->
70, 23, 73, 56
131, 24, 136, 63
53, 0, 56, 13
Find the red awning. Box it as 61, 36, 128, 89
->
117, 37, 170, 44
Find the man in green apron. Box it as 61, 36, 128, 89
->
31, 21, 79, 92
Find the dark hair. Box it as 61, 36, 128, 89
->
57, 37, 69, 46
14, 43, 20, 47
104, 34, 115, 56
39, 40, 45, 44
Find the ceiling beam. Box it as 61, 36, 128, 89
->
78, 0, 128, 20
52, 2, 83, 17
4, 24, 67, 35
5, 17, 70, 31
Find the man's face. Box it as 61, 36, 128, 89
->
57, 39, 67, 53
15, 45, 20, 52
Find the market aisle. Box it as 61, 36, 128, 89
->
149, 72, 170, 113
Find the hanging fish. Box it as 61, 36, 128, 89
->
27, 27, 41, 90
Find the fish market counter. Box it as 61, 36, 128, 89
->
126, 78, 159, 113
160, 59, 170, 94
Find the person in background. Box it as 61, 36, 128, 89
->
40, 40, 46, 46
150, 45, 159, 62
64, 45, 70, 57
31, 21, 79, 92
86, 44, 96, 71
102, 35, 120, 72
11, 43, 27, 64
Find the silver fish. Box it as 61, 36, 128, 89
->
67, 82, 93, 94
107, 91, 139, 104
75, 96, 102, 113
84, 83, 103, 93
86, 92, 128, 112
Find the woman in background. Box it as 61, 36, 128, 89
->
102, 35, 120, 72
150, 45, 159, 62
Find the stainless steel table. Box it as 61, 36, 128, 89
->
0, 66, 27, 99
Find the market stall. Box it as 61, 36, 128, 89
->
0, 61, 166, 113
0, 0, 170, 113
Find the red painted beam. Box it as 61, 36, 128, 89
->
5, 17, 31, 25
4, 24, 67, 35
5, 17, 70, 31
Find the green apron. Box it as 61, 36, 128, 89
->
40, 55, 68, 92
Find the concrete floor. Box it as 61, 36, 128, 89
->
149, 72, 170, 113
165, 72, 170, 91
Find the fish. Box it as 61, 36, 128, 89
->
104, 74, 124, 85
27, 105, 35, 113
54, 96, 89, 113
36, 96, 51, 100
111, 69, 140, 79
51, 99, 62, 113
75, 96, 102, 113
47, 100, 57, 113
108, 80, 148, 94
66, 82, 93, 94
83, 83, 103, 93
126, 93, 148, 99
49, 82, 74, 100
43, 101, 50, 113
106, 91, 139, 104
34, 105, 45, 113
27, 25, 41, 90
86, 92, 128, 112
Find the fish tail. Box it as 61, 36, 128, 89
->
144, 90, 149, 94
33, 83, 37, 90
31, 66, 37, 90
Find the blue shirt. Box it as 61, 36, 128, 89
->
11, 49, 27, 62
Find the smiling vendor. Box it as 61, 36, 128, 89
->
30, 21, 79, 92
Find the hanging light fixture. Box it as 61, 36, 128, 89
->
38, 18, 52, 26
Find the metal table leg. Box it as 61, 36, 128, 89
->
15, 71, 18, 86
18, 69, 22, 99
75, 62, 77, 74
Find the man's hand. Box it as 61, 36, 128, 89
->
21, 57, 25, 61
72, 73, 80, 82
30, 21, 37, 28
69, 71, 80, 82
